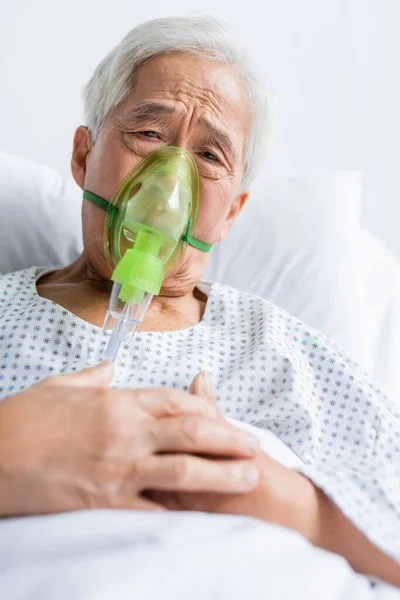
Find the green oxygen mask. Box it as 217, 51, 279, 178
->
82, 146, 212, 361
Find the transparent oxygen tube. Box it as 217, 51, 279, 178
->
102, 282, 153, 361
102, 225, 165, 361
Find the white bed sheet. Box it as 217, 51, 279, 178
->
2, 421, 399, 599
1, 510, 399, 600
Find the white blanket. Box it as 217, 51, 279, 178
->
1, 422, 399, 599
1, 510, 399, 600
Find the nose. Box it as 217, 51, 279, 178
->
168, 106, 196, 153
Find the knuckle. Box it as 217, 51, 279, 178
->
181, 417, 203, 445
144, 420, 159, 450
133, 457, 146, 480
173, 456, 192, 486
162, 391, 183, 416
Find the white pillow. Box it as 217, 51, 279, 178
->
204, 171, 369, 365
0, 151, 83, 274
0, 152, 368, 366
360, 229, 400, 401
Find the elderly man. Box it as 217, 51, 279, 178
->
0, 16, 399, 586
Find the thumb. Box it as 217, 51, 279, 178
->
189, 371, 217, 406
44, 361, 115, 388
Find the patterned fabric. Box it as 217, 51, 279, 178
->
1, 267, 399, 561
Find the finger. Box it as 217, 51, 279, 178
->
148, 490, 215, 513
138, 455, 260, 494
146, 490, 182, 510
152, 416, 261, 457
110, 495, 166, 512
132, 388, 220, 420
144, 490, 182, 511
44, 361, 115, 388
189, 371, 216, 406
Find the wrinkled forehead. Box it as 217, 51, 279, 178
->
112, 52, 251, 159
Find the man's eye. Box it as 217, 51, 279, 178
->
139, 131, 159, 138
202, 151, 219, 162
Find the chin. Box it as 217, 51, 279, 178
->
160, 252, 209, 297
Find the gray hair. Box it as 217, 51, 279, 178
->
83, 16, 270, 186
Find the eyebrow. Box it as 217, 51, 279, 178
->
120, 101, 175, 124
119, 101, 235, 156
198, 118, 235, 157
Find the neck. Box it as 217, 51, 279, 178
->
36, 253, 208, 332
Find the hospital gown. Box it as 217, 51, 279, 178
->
1, 267, 399, 563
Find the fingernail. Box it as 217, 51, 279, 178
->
202, 372, 214, 397
244, 434, 261, 455
240, 464, 260, 488
100, 360, 114, 369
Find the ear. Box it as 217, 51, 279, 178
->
71, 126, 93, 189
218, 190, 249, 242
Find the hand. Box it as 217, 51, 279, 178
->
149, 448, 318, 539
148, 372, 316, 528
0, 363, 261, 517
152, 373, 400, 587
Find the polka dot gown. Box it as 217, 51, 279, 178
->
1, 267, 400, 561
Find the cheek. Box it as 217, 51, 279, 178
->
85, 135, 141, 201
194, 181, 234, 242
82, 202, 106, 250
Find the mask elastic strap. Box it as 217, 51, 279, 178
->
181, 221, 212, 252
83, 190, 119, 228
83, 190, 212, 253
